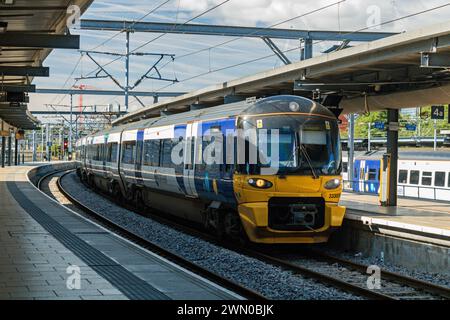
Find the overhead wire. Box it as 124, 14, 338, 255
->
153, 2, 450, 93
83, 0, 232, 79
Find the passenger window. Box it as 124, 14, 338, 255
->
398, 170, 408, 184
435, 171, 445, 187
368, 168, 377, 181
161, 139, 174, 168
448, 173, 450, 188
111, 143, 118, 162
342, 162, 348, 173
143, 140, 161, 167
122, 141, 136, 165
422, 171, 432, 186
410, 170, 420, 185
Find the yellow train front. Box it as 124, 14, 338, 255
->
230, 96, 345, 244
77, 95, 345, 244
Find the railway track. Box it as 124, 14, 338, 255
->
50, 169, 450, 300
239, 248, 450, 300
38, 169, 266, 301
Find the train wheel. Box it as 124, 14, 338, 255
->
224, 211, 245, 242
87, 175, 95, 188
112, 183, 122, 203
134, 188, 144, 211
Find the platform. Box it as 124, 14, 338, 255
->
0, 165, 240, 300
340, 192, 450, 246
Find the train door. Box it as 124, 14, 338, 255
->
359, 160, 365, 192
352, 159, 360, 191
183, 122, 198, 197
364, 160, 379, 194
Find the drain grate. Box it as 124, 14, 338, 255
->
7, 182, 169, 300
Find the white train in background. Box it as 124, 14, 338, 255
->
342, 150, 450, 201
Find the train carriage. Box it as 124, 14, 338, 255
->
342, 151, 450, 201
77, 95, 346, 244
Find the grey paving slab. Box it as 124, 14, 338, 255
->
0, 165, 239, 300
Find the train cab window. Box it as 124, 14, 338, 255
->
122, 141, 136, 165
435, 171, 445, 187
421, 171, 432, 186
143, 140, 161, 167
398, 170, 408, 184
410, 170, 420, 185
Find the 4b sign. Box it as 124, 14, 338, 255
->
431, 105, 445, 119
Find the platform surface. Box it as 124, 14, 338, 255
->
0, 165, 239, 300
341, 192, 450, 239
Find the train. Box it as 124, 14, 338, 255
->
75, 95, 346, 244
342, 150, 450, 201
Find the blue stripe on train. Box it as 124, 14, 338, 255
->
135, 130, 144, 185
174, 124, 187, 195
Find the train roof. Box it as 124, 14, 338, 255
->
343, 149, 450, 161
83, 95, 335, 140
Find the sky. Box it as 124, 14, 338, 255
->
29, 0, 450, 120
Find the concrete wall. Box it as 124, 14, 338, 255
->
329, 220, 450, 275
28, 161, 77, 186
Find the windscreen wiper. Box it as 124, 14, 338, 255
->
299, 144, 318, 179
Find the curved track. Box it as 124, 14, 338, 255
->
38, 169, 266, 301
51, 169, 450, 300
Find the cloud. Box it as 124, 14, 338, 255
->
30, 0, 450, 114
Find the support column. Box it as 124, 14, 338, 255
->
303, 38, 313, 60
69, 95, 73, 159
14, 138, 18, 165
387, 108, 399, 207
367, 122, 371, 152
433, 119, 437, 151
348, 113, 355, 185
7, 135, 11, 166
125, 30, 130, 112
46, 124, 50, 162
32, 130, 36, 162
1, 136, 5, 168
41, 126, 44, 161
59, 127, 63, 160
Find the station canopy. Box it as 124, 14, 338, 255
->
0, 0, 93, 130
114, 21, 450, 126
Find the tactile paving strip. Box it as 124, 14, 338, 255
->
7, 181, 170, 300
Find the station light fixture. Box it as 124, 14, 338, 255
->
2, 0, 15, 5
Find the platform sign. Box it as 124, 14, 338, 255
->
0, 130, 9, 137
431, 105, 445, 119
374, 121, 385, 130
405, 123, 417, 131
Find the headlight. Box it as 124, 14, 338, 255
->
324, 178, 341, 190
248, 178, 273, 189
